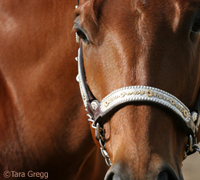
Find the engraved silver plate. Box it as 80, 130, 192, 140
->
100, 86, 192, 124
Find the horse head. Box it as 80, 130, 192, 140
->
74, 0, 200, 179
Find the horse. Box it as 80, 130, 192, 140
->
0, 0, 199, 180
0, 0, 107, 180
74, 0, 200, 179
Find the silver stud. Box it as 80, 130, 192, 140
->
191, 112, 198, 122
75, 57, 78, 61
76, 33, 80, 43
76, 74, 80, 82
91, 101, 99, 110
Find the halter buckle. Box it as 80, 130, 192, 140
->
185, 135, 200, 158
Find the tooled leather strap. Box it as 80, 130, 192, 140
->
76, 45, 200, 136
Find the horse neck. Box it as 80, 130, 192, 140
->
75, 146, 108, 180
0, 1, 107, 179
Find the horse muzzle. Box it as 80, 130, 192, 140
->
104, 163, 182, 180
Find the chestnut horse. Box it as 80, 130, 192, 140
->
0, 1, 199, 180
0, 0, 107, 180
74, 0, 200, 179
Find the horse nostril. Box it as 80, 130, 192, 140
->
158, 171, 168, 180
158, 170, 179, 180
104, 172, 122, 180
104, 172, 114, 180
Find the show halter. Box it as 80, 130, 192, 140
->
75, 3, 200, 166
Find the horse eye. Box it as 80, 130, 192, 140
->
192, 21, 200, 32
192, 9, 200, 33
76, 29, 90, 44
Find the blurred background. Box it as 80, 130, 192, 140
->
182, 143, 200, 180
